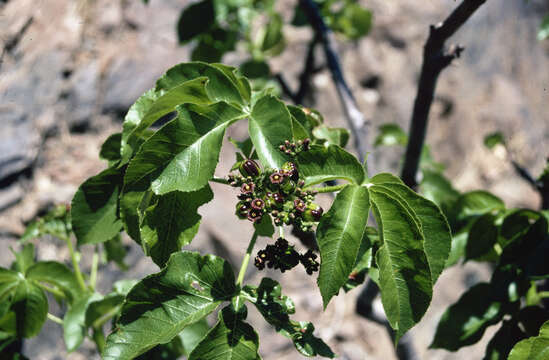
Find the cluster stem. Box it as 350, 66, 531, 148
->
236, 231, 259, 287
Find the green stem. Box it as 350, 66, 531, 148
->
89, 247, 99, 291
307, 184, 347, 193
36, 282, 66, 299
47, 313, 64, 325
92, 305, 122, 329
210, 177, 229, 185
539, 291, 549, 299
236, 231, 259, 287
64, 236, 87, 292
92, 328, 106, 354
279, 226, 284, 239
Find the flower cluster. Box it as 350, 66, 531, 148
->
278, 139, 310, 157
254, 238, 319, 275
228, 155, 323, 233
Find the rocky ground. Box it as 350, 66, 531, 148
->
1, 0, 548, 359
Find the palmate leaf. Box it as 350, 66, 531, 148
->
140, 186, 214, 267
367, 173, 451, 341
103, 252, 236, 360
71, 166, 124, 245
26, 261, 80, 303
121, 62, 249, 164
188, 306, 260, 360
243, 278, 334, 358
316, 185, 370, 308
296, 144, 366, 187
64, 293, 103, 352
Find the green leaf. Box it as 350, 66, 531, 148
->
538, 16, 549, 41
10, 244, 34, 274
240, 59, 270, 79
140, 186, 214, 267
104, 234, 129, 270
188, 305, 259, 360
26, 261, 79, 303
10, 281, 48, 338
248, 95, 293, 169
483, 321, 526, 360
260, 13, 284, 53
445, 229, 468, 267
177, 0, 215, 44
254, 214, 275, 237
484, 132, 506, 149
64, 293, 103, 352
419, 170, 460, 212
509, 320, 549, 360
20, 204, 71, 242
85, 293, 124, 329
244, 278, 335, 358
99, 133, 122, 163
120, 77, 211, 164
103, 251, 236, 360
124, 102, 243, 196
287, 105, 315, 134
456, 191, 505, 221
374, 123, 407, 147
180, 318, 210, 356
368, 184, 432, 341
430, 283, 504, 351
296, 145, 366, 187
71, 166, 123, 245
191, 40, 224, 63
136, 335, 186, 360
312, 125, 350, 147
371, 181, 452, 284
336, 4, 373, 39
317, 185, 369, 308
344, 231, 375, 292
465, 214, 498, 261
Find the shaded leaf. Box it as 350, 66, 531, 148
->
103, 252, 236, 360
104, 234, 129, 270
71, 166, 123, 245
9, 281, 48, 338
483, 320, 526, 360
244, 278, 334, 358
177, 0, 215, 44
140, 186, 214, 267
85, 293, 124, 329
188, 306, 259, 360
465, 214, 498, 261
431, 283, 504, 351
374, 123, 407, 147
456, 191, 505, 221
99, 133, 122, 163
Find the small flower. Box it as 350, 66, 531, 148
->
273, 192, 285, 204
240, 182, 255, 194
294, 199, 306, 213
251, 198, 265, 210
269, 172, 285, 184
247, 209, 262, 222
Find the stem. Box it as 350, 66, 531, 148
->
539, 291, 549, 299
36, 282, 66, 299
278, 226, 284, 239
236, 231, 259, 287
89, 247, 99, 291
308, 184, 347, 193
210, 177, 229, 185
92, 328, 106, 354
64, 236, 87, 292
47, 313, 63, 325
92, 305, 123, 329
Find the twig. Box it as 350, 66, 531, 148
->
0, 16, 34, 69
401, 0, 487, 188
275, 74, 298, 103
299, 0, 370, 165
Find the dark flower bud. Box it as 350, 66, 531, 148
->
303, 203, 323, 222
275, 237, 288, 250
240, 182, 255, 194
298, 179, 305, 187
284, 140, 291, 147
239, 159, 261, 177
273, 193, 285, 204
235, 201, 249, 219
302, 138, 310, 150
251, 198, 265, 210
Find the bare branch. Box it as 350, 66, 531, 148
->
299, 0, 370, 165
401, 0, 486, 188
